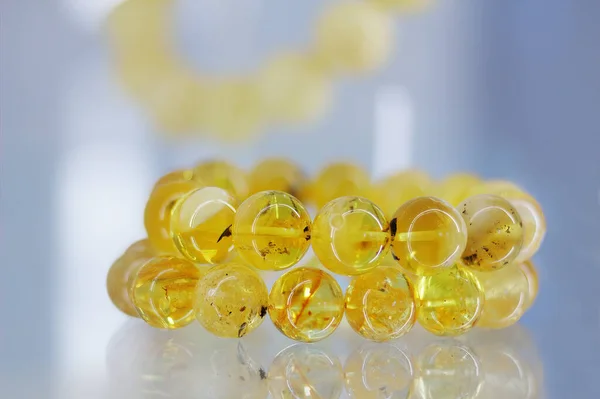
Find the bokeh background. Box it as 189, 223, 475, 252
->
1, 0, 600, 398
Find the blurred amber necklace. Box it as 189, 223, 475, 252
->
106, 0, 430, 139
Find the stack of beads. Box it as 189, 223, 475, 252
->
107, 159, 544, 342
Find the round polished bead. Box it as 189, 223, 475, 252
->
248, 158, 307, 198
520, 261, 539, 310
131, 256, 203, 329
390, 196, 467, 276
170, 186, 237, 264
195, 263, 268, 338
374, 170, 432, 218
345, 266, 416, 341
432, 173, 481, 206
415, 265, 484, 336
192, 160, 249, 200
269, 344, 343, 399
144, 179, 202, 254
233, 191, 311, 271
269, 267, 344, 342
312, 196, 390, 276
344, 344, 413, 399
458, 194, 524, 271
153, 169, 194, 188
308, 163, 371, 209
107, 239, 156, 317
315, 2, 393, 73
473, 262, 532, 329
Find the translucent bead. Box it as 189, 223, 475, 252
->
192, 160, 249, 200
248, 158, 307, 198
107, 239, 156, 317
233, 191, 311, 271
458, 194, 524, 271
390, 196, 467, 276
473, 262, 531, 329
344, 344, 413, 399
374, 169, 432, 218
144, 179, 202, 254
170, 186, 237, 264
153, 169, 194, 188
315, 2, 393, 73
269, 267, 344, 342
131, 256, 202, 329
520, 261, 539, 310
312, 197, 390, 276
433, 173, 481, 206
269, 344, 343, 399
345, 266, 416, 341
415, 265, 484, 336
307, 162, 371, 209
195, 263, 268, 338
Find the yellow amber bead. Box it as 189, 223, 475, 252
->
269, 344, 343, 399
308, 162, 371, 209
153, 169, 194, 188
107, 239, 156, 317
170, 186, 237, 264
192, 160, 249, 200
473, 262, 531, 329
390, 196, 467, 276
520, 260, 539, 310
131, 256, 202, 329
458, 194, 524, 271
345, 266, 416, 341
344, 344, 413, 398
375, 169, 432, 218
248, 158, 307, 198
312, 196, 390, 276
415, 265, 484, 336
433, 173, 481, 206
144, 179, 202, 254
233, 191, 311, 271
315, 2, 393, 73
195, 263, 268, 338
269, 267, 344, 342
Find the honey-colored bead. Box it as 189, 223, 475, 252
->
153, 169, 195, 188
473, 262, 531, 329
345, 267, 416, 341
248, 158, 307, 198
131, 256, 202, 329
170, 186, 237, 264
233, 191, 311, 271
344, 344, 413, 398
390, 196, 467, 276
315, 2, 393, 73
144, 179, 202, 254
520, 261, 539, 310
307, 163, 371, 209
374, 170, 432, 218
312, 196, 390, 276
192, 160, 249, 200
433, 173, 481, 206
458, 194, 524, 271
195, 263, 268, 338
269, 267, 344, 342
415, 265, 484, 336
269, 344, 343, 399
107, 239, 156, 317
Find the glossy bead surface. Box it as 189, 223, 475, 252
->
458, 194, 524, 271
269, 344, 343, 399
415, 265, 484, 336
520, 261, 539, 310
345, 266, 416, 341
195, 263, 268, 338
192, 160, 249, 200
170, 186, 237, 264
233, 191, 311, 271
313, 196, 390, 276
308, 163, 371, 209
248, 158, 306, 198
144, 179, 202, 254
508, 197, 546, 263
473, 262, 531, 329
153, 169, 194, 188
375, 170, 431, 218
269, 267, 344, 342
107, 239, 155, 317
131, 256, 202, 329
390, 196, 467, 276
433, 173, 481, 206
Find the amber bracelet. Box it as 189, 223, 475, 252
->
107, 159, 543, 342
